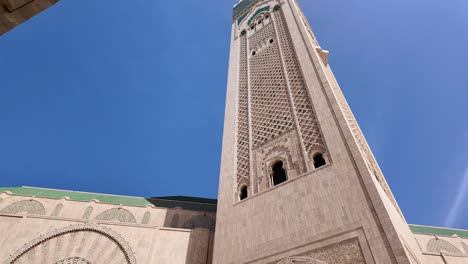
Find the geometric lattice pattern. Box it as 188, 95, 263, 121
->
249, 20, 294, 147
0, 200, 46, 215
274, 9, 325, 158
235, 6, 329, 196
141, 211, 151, 224
427, 238, 462, 254
56, 257, 92, 264
95, 208, 137, 223
82, 206, 93, 219
236, 34, 251, 185
51, 203, 64, 216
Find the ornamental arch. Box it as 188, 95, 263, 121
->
0, 199, 46, 215
6, 223, 136, 264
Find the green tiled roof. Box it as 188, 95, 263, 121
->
409, 224, 468, 238
0, 187, 217, 212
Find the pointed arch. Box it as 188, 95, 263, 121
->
247, 6, 270, 26
141, 211, 151, 224
462, 241, 468, 254
6, 223, 136, 264
277, 256, 328, 264
427, 238, 462, 254
0, 200, 45, 215
82, 206, 93, 219
51, 203, 64, 216
94, 208, 136, 223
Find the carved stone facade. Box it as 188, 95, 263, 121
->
275, 239, 364, 264
213, 0, 465, 263
1, 0, 468, 263
234, 0, 328, 200
0, 188, 216, 264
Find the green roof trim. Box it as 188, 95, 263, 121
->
233, 0, 256, 20
409, 224, 468, 238
247, 6, 270, 26
0, 187, 217, 212
237, 9, 252, 25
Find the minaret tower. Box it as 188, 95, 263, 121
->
214, 0, 423, 263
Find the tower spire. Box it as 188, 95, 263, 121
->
214, 0, 423, 263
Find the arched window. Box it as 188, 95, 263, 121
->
313, 153, 326, 168
272, 161, 287, 186
240, 186, 248, 200
240, 30, 246, 37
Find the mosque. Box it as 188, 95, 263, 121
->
1, 0, 467, 263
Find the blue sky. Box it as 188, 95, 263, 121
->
0, 0, 467, 230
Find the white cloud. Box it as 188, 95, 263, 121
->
444, 167, 468, 227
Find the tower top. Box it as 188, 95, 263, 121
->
233, 0, 260, 21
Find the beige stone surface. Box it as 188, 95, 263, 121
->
0, 193, 215, 263
213, 0, 460, 263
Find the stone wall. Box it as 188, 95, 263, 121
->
0, 191, 215, 263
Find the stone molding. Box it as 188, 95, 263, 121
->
277, 257, 328, 264
4, 223, 137, 264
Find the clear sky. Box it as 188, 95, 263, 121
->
0, 0, 467, 230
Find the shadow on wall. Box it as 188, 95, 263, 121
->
145, 196, 217, 264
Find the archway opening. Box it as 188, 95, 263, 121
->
272, 161, 287, 186
313, 153, 326, 168
240, 186, 248, 200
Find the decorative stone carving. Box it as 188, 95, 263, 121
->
51, 203, 64, 216
141, 211, 151, 225
462, 241, 468, 254
277, 257, 328, 264
253, 130, 304, 192
427, 238, 462, 254
236, 31, 251, 188
56, 257, 92, 264
274, 9, 327, 160
249, 21, 294, 148
277, 239, 364, 264
94, 208, 136, 223
235, 3, 329, 196
82, 206, 93, 219
0, 199, 46, 215
5, 223, 136, 264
